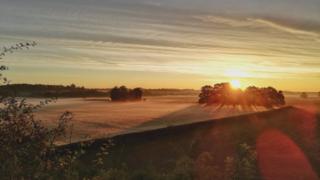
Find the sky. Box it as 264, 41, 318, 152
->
0, 0, 319, 91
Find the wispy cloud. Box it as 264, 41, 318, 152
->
249, 18, 319, 38
194, 15, 320, 40
0, 0, 320, 90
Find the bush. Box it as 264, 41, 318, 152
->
0, 43, 74, 179
224, 143, 259, 180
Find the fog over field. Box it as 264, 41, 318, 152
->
32, 94, 318, 144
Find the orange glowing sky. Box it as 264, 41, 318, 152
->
0, 0, 320, 91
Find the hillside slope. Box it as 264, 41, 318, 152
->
60, 106, 320, 179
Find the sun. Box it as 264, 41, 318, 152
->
230, 79, 241, 89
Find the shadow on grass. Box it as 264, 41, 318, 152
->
58, 106, 320, 179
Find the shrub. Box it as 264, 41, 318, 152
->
0, 43, 78, 179
224, 143, 259, 180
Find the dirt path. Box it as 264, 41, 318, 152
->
256, 129, 318, 180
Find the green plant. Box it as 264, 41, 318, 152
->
224, 143, 259, 180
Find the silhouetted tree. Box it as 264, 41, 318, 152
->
199, 85, 214, 104
110, 87, 121, 101
131, 88, 143, 100
199, 83, 285, 109
244, 86, 260, 107
110, 86, 143, 102
300, 92, 308, 99
118, 86, 129, 101
0, 84, 105, 97
276, 90, 285, 106
70, 83, 76, 89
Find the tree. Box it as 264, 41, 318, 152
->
70, 83, 76, 89
244, 86, 260, 107
275, 90, 285, 106
198, 85, 214, 104
118, 86, 129, 101
199, 83, 285, 109
259, 87, 285, 108
300, 92, 308, 99
110, 87, 121, 101
110, 86, 143, 102
131, 88, 143, 100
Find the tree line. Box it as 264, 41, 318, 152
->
110, 86, 143, 102
0, 83, 106, 97
199, 83, 285, 109
300, 92, 320, 99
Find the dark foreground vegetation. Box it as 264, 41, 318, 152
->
59, 106, 320, 179
199, 83, 285, 108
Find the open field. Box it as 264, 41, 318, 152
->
33, 95, 320, 143
35, 95, 270, 143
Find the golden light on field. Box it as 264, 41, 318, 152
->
231, 79, 241, 89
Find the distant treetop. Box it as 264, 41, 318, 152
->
199, 83, 285, 109
300, 92, 308, 99
0, 83, 105, 98
110, 86, 143, 102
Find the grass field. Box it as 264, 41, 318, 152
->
35, 94, 319, 143
35, 95, 267, 143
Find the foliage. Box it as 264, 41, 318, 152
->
194, 152, 221, 180
224, 143, 259, 180
142, 88, 198, 96
199, 82, 285, 108
0, 43, 75, 179
110, 86, 143, 102
0, 43, 115, 179
92, 143, 258, 180
0, 97, 74, 179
